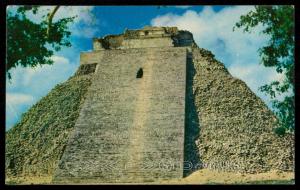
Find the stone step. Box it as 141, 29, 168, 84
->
53, 47, 186, 184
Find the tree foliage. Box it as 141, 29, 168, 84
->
6, 6, 76, 79
234, 5, 295, 131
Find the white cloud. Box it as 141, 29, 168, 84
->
6, 55, 77, 129
72, 23, 100, 38
6, 6, 99, 130
7, 55, 77, 93
151, 6, 282, 108
7, 6, 98, 38
6, 93, 34, 107
52, 6, 99, 38
54, 6, 95, 23
228, 64, 286, 104
151, 6, 266, 56
175, 6, 192, 9
6, 93, 35, 129
21, 6, 95, 24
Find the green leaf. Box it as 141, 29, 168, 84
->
235, 5, 294, 130
6, 6, 75, 77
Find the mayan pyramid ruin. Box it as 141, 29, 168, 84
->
5, 26, 294, 184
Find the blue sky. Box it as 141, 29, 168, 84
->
6, 6, 286, 130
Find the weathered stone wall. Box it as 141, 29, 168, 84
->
121, 37, 174, 49
5, 74, 93, 182
92, 26, 193, 51
53, 47, 187, 183
191, 47, 294, 173
93, 36, 175, 50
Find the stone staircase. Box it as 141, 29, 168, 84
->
52, 47, 187, 184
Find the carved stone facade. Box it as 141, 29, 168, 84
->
92, 26, 194, 51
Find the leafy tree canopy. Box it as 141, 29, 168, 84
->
234, 5, 294, 132
6, 6, 76, 79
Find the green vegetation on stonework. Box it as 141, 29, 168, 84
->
235, 5, 295, 132
5, 74, 92, 179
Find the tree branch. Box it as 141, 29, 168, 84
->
46, 6, 60, 38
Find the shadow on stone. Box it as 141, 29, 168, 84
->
183, 52, 202, 177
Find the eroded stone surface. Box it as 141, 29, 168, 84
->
5, 26, 294, 185
53, 47, 187, 183
92, 26, 194, 50
191, 48, 294, 173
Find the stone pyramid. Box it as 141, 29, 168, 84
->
5, 26, 294, 184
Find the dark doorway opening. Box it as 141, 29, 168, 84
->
136, 68, 143, 78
